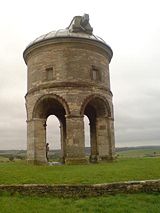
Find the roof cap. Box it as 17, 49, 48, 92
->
67, 14, 93, 35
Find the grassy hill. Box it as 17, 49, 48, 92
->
116, 146, 160, 158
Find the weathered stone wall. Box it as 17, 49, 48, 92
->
25, 40, 111, 92
26, 87, 113, 121
25, 39, 113, 120
0, 180, 160, 198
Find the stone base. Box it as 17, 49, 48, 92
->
99, 155, 115, 162
27, 159, 48, 165
89, 155, 98, 163
65, 157, 88, 165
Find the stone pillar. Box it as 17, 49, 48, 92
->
107, 117, 115, 159
65, 115, 87, 164
26, 120, 35, 163
27, 118, 47, 164
63, 122, 67, 161
59, 120, 66, 163
90, 121, 98, 162
59, 122, 64, 161
96, 117, 110, 160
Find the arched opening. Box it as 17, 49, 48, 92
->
32, 95, 67, 164
46, 115, 61, 162
84, 115, 90, 160
84, 102, 97, 163
81, 95, 111, 162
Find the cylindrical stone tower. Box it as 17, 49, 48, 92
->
23, 14, 115, 164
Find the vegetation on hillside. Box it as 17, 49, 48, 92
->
0, 146, 160, 162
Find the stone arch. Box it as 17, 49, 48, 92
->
80, 94, 113, 162
80, 94, 111, 118
30, 94, 70, 163
32, 94, 70, 119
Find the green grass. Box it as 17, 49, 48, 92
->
0, 157, 159, 184
0, 155, 160, 212
117, 148, 160, 158
0, 193, 160, 213
0, 156, 9, 162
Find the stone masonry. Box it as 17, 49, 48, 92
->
0, 180, 160, 197
23, 14, 115, 164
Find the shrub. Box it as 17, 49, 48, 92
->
8, 155, 14, 162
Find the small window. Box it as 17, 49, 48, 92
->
46, 67, 53, 81
91, 65, 101, 81
92, 69, 98, 80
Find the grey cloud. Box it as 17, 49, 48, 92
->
114, 86, 160, 146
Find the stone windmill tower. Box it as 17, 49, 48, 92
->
23, 14, 115, 164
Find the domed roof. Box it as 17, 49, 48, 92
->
27, 14, 109, 47
24, 14, 113, 59
27, 28, 106, 48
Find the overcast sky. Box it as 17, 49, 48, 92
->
0, 0, 160, 149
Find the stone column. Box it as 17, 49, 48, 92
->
63, 122, 67, 161
96, 117, 110, 160
27, 118, 47, 164
59, 120, 66, 163
65, 115, 87, 164
26, 119, 35, 163
59, 122, 64, 160
107, 117, 115, 159
90, 121, 98, 162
